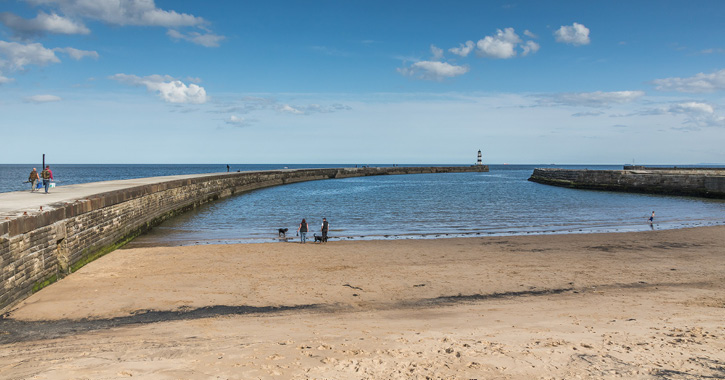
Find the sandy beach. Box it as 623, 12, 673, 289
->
1, 226, 724, 379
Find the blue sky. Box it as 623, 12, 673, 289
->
1, 0, 723, 164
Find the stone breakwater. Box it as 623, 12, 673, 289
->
0, 166, 487, 314
528, 168, 725, 198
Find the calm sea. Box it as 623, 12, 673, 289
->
1, 164, 724, 245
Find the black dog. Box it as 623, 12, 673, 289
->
278, 228, 288, 237
313, 233, 327, 243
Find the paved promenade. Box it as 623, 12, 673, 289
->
0, 172, 231, 220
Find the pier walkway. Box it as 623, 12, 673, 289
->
1, 173, 223, 219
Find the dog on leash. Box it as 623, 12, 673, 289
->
313, 233, 327, 243
278, 228, 289, 237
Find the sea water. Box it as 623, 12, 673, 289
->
2, 164, 723, 245
123, 165, 725, 245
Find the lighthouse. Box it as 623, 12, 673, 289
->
476, 149, 482, 166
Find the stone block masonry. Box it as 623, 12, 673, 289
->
528, 168, 725, 198
0, 166, 488, 313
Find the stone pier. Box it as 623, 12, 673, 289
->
528, 167, 725, 198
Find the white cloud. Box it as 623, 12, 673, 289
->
167, 29, 225, 48
0, 41, 97, 83
225, 115, 253, 127
110, 73, 172, 85
20, 0, 224, 47
0, 41, 60, 71
538, 90, 645, 107
521, 40, 540, 56
152, 80, 207, 104
28, 0, 205, 27
275, 103, 351, 115
217, 98, 351, 117
0, 11, 90, 38
24, 94, 62, 103
302, 103, 351, 114
651, 69, 725, 93
476, 28, 521, 59
554, 22, 591, 46
471, 28, 539, 59
54, 46, 99, 60
667, 102, 724, 128
109, 73, 208, 104
398, 60, 469, 81
634, 101, 724, 129
449, 40, 474, 57
430, 44, 444, 60
215, 97, 276, 114
523, 30, 538, 39
278, 104, 304, 114
669, 102, 714, 114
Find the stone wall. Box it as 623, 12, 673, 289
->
623, 165, 725, 174
529, 168, 725, 198
0, 166, 487, 313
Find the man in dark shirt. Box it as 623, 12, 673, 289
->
321, 217, 329, 242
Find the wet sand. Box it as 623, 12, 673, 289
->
1, 226, 724, 379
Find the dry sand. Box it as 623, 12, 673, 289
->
1, 226, 724, 379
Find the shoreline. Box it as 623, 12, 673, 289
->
125, 219, 725, 248
1, 225, 724, 379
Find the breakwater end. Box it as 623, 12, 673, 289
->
0, 166, 487, 313
528, 167, 725, 198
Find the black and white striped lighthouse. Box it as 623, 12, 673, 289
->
476, 149, 482, 166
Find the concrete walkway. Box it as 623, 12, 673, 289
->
0, 172, 233, 220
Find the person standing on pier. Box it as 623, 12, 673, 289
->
41, 165, 53, 194
28, 168, 40, 192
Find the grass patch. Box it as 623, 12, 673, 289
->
32, 274, 58, 293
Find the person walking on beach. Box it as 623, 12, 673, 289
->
41, 165, 53, 194
649, 211, 655, 224
226, 164, 230, 172
298, 218, 309, 243
28, 168, 40, 192
321, 217, 329, 242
